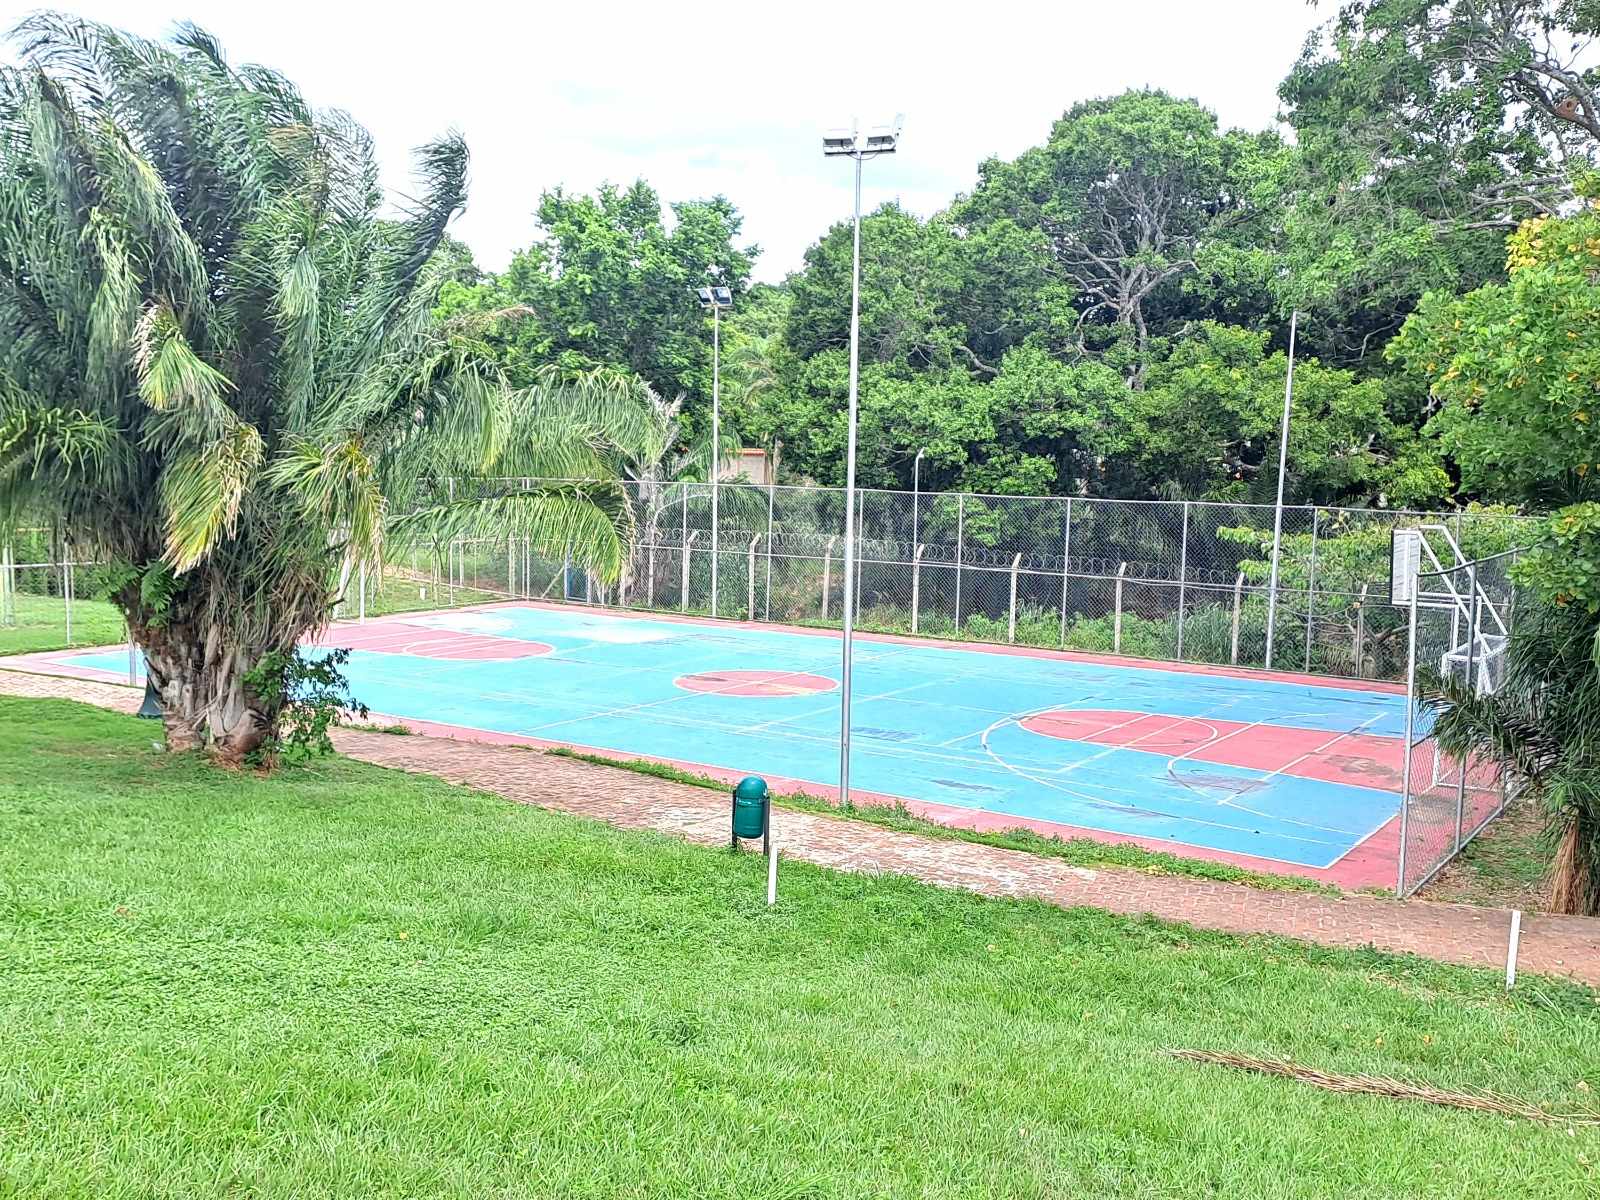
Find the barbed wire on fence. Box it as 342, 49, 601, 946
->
2, 480, 1533, 686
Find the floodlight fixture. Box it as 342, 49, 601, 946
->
863, 114, 904, 156
823, 121, 859, 156
823, 115, 904, 159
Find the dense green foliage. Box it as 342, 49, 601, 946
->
2, 697, 1595, 1197
435, 182, 753, 444
1395, 202, 1600, 912
437, 5, 1600, 509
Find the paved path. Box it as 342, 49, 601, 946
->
3, 665, 1596, 988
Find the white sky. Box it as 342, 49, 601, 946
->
2, 1, 1327, 281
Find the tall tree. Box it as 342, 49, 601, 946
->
1279, 0, 1600, 365
0, 15, 647, 761
440, 182, 755, 441
959, 91, 1285, 382
1390, 204, 1600, 911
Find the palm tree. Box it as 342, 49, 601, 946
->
1426, 601, 1600, 915
0, 15, 649, 762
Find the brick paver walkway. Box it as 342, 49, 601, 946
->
4, 665, 1596, 988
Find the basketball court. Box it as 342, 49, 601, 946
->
46, 601, 1415, 888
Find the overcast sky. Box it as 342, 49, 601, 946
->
3, 1, 1328, 281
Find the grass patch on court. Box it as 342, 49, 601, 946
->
546, 746, 1339, 894
0, 593, 126, 656
2, 696, 1595, 1199
360, 572, 508, 618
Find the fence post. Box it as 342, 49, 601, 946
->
911, 544, 925, 634
1304, 507, 1320, 672
1059, 497, 1073, 647
127, 623, 137, 685
64, 553, 73, 646
358, 561, 367, 624
681, 491, 690, 612
682, 531, 699, 612
765, 481, 776, 621
1008, 553, 1022, 642
507, 538, 515, 601
1114, 562, 1128, 654
1230, 572, 1245, 665
1176, 500, 1190, 660
675, 531, 694, 611
1397, 585, 1421, 895
855, 489, 866, 616
1354, 584, 1368, 678
747, 535, 759, 620
822, 535, 837, 620
647, 536, 656, 609
448, 541, 455, 607
1455, 563, 1480, 853
0, 541, 11, 627
955, 494, 965, 632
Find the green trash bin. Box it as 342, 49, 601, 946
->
731, 775, 770, 850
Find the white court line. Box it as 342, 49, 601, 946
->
355, 648, 1369, 806
737, 678, 944, 735
977, 703, 1231, 789
517, 653, 889, 739
1257, 715, 1387, 788
976, 698, 1405, 854
974, 709, 1345, 853
1163, 713, 1391, 837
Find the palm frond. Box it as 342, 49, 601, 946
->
160, 420, 264, 572
133, 302, 235, 435
389, 481, 633, 582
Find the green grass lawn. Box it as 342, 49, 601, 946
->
0, 593, 126, 656
357, 568, 509, 618
1, 698, 1595, 1198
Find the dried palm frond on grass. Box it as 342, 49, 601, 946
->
1168, 1050, 1600, 1125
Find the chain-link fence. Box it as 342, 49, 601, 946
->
3, 484, 1532, 687
0, 531, 129, 654
1395, 549, 1521, 896
574, 481, 1527, 684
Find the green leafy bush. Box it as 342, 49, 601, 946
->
243, 649, 368, 766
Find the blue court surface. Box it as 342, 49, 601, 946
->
65, 605, 1409, 877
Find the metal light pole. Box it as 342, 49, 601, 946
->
824, 115, 902, 807
696, 278, 734, 617
1263, 309, 1299, 670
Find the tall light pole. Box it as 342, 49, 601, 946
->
824, 114, 903, 807
1263, 309, 1299, 670
696, 277, 734, 617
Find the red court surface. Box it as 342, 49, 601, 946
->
312, 624, 553, 661
1020, 708, 1407, 792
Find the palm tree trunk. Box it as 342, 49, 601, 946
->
133, 607, 281, 766
1547, 817, 1597, 915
